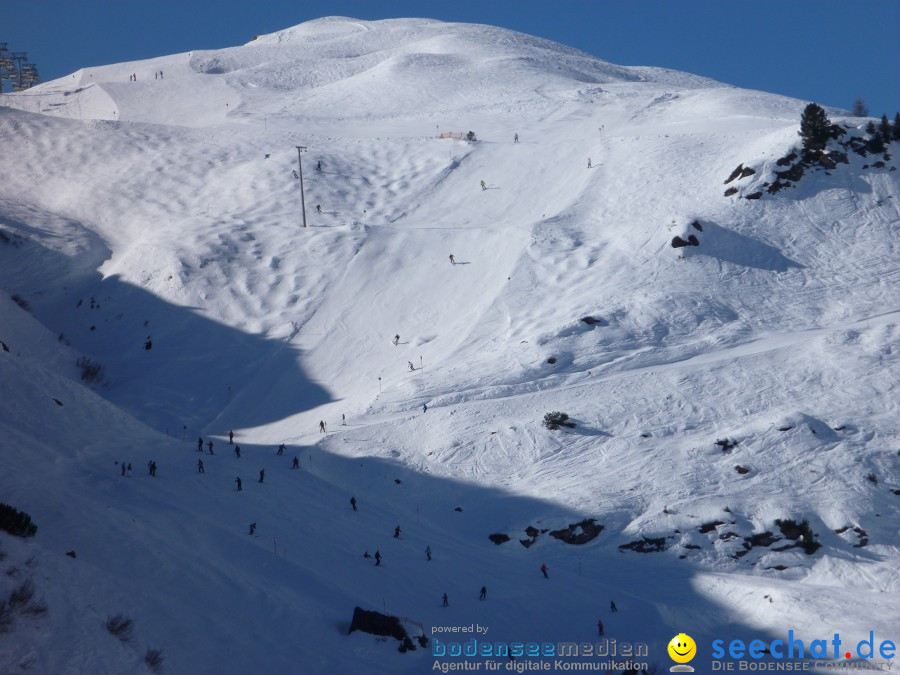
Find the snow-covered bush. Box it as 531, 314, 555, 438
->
105, 614, 135, 643
0, 503, 38, 538
543, 411, 575, 430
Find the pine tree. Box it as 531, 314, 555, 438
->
894, 113, 900, 141
798, 103, 831, 152
866, 120, 885, 154
879, 115, 892, 144
851, 97, 868, 117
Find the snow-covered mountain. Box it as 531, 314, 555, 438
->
0, 16, 897, 674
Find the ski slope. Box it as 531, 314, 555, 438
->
0, 16, 898, 674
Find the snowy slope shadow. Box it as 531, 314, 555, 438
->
682, 220, 801, 272
0, 209, 330, 434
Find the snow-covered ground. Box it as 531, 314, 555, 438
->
0, 16, 897, 674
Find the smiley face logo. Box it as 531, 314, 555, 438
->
667, 633, 697, 663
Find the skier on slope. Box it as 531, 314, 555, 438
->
480, 586, 487, 600
394, 525, 401, 539
197, 437, 204, 452
229, 430, 234, 444
292, 456, 300, 469
207, 440, 214, 455
425, 545, 432, 561
480, 180, 486, 191
235, 445, 241, 458
258, 469, 265, 483
350, 496, 358, 511
374, 550, 382, 566
235, 477, 242, 491
198, 459, 205, 474
449, 254, 456, 265
319, 420, 326, 433
541, 563, 549, 579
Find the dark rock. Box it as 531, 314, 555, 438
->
488, 533, 510, 545
724, 187, 738, 197
348, 607, 412, 649
715, 438, 737, 451
698, 521, 725, 534
745, 192, 762, 200
739, 166, 756, 179
454, 507, 463, 512
724, 164, 744, 184
776, 151, 798, 166
745, 531, 779, 548
549, 518, 604, 545
53, 398, 64, 406
546, 356, 557, 364
581, 316, 600, 325
775, 163, 805, 182
524, 526, 540, 538
66, 550, 77, 558
691, 221, 703, 231
618, 536, 668, 553
775, 519, 820, 554
735, 465, 750, 475
672, 235, 699, 248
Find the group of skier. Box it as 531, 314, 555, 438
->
186, 432, 303, 495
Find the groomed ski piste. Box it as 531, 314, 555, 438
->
0, 16, 898, 674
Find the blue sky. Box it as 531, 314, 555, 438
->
7, 0, 900, 116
